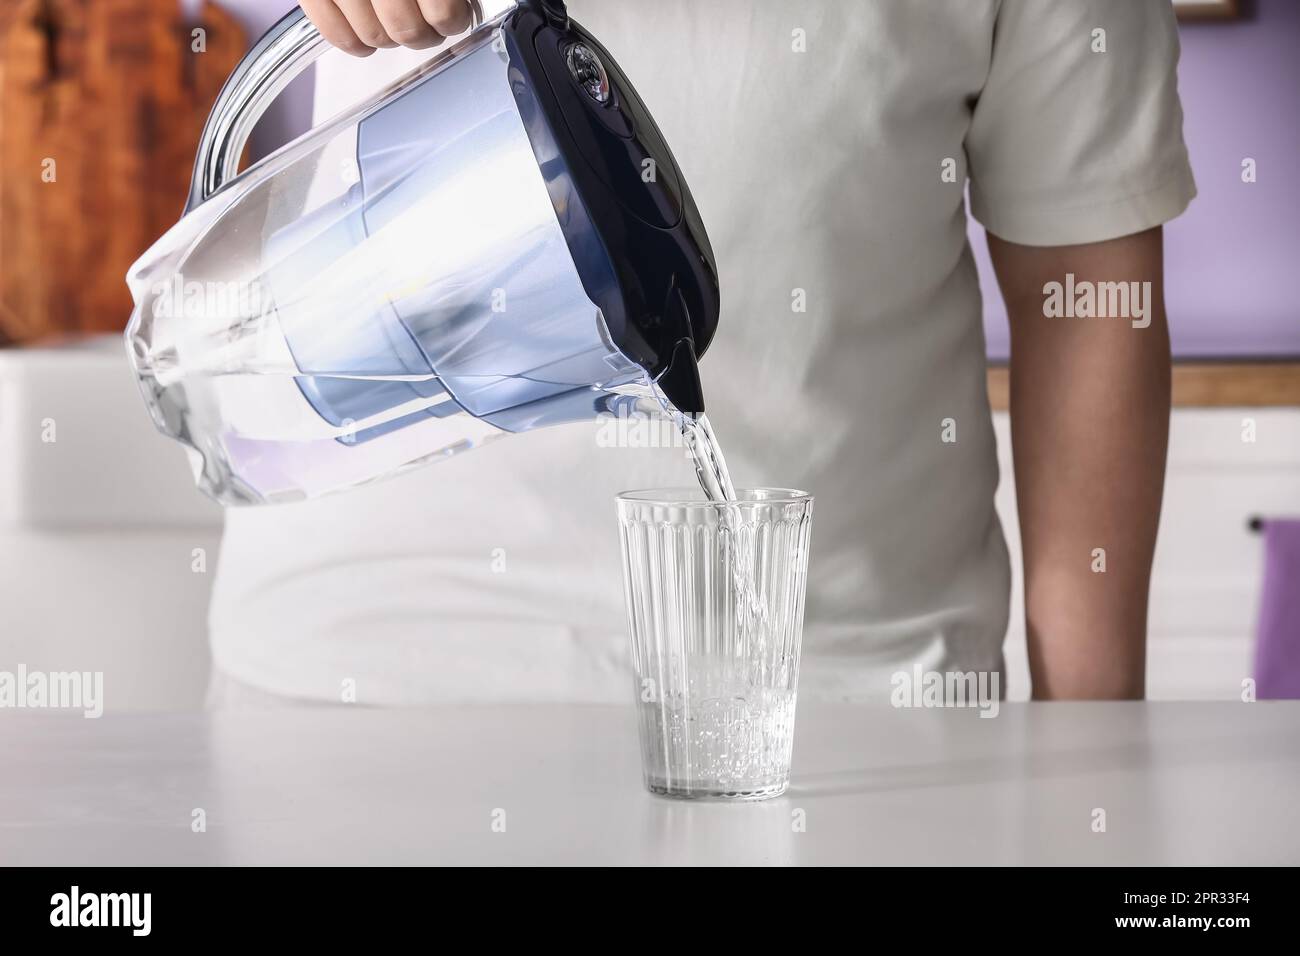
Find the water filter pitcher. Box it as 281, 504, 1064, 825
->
125, 0, 719, 504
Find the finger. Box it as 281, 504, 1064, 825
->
299, 0, 375, 57
415, 0, 474, 37
372, 0, 444, 49
333, 0, 401, 50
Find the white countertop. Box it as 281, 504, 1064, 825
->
1, 702, 1296, 865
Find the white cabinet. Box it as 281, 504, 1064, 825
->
0, 338, 221, 711
2, 338, 1292, 708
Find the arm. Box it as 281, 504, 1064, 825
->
986, 226, 1171, 699
300, 0, 474, 56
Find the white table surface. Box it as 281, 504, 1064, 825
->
1, 702, 1297, 865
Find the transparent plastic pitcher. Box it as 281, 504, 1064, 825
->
125, 0, 718, 505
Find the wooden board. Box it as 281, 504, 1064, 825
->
0, 0, 246, 345
987, 362, 1300, 410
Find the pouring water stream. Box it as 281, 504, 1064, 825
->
652, 386, 777, 663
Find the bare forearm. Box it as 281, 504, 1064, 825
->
989, 227, 1171, 699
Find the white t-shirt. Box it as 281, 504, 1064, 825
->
209, 0, 1195, 704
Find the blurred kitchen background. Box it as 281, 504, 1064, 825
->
0, 0, 1296, 707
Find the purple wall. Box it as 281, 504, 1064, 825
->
979, 0, 1300, 360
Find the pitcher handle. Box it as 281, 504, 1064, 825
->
186, 0, 492, 210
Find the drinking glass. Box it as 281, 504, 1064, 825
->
616, 488, 814, 799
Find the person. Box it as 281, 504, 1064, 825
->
206, 0, 1195, 708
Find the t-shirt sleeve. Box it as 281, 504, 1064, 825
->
966, 0, 1196, 247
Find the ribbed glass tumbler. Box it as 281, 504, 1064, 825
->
616, 488, 814, 800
